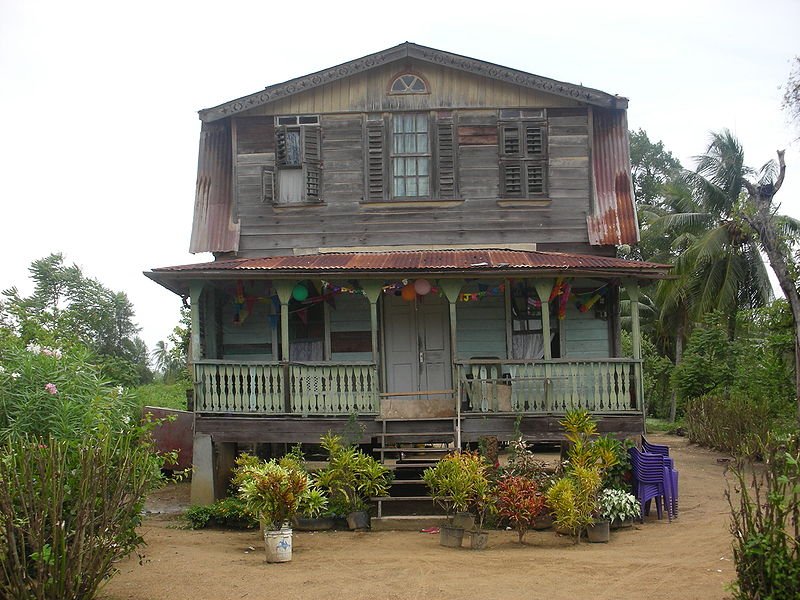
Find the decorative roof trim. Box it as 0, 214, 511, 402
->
199, 42, 627, 123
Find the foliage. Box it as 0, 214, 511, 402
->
0, 253, 152, 386
783, 56, 800, 136
0, 336, 137, 442
0, 430, 165, 600
132, 381, 191, 411
672, 312, 735, 405
596, 435, 634, 493
422, 451, 491, 526
183, 497, 257, 530
314, 433, 391, 514
495, 475, 545, 543
629, 129, 683, 209
504, 435, 556, 492
598, 488, 640, 523
685, 394, 773, 454
233, 454, 308, 530
547, 411, 617, 543
727, 433, 800, 599
152, 307, 190, 384
621, 329, 674, 419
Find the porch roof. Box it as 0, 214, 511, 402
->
146, 249, 670, 295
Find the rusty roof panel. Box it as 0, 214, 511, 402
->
189, 121, 238, 254
152, 249, 669, 274
588, 109, 639, 246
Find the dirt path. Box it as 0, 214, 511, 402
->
99, 435, 737, 600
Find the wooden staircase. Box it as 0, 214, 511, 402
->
371, 417, 457, 521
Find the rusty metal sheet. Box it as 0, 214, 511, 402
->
588, 109, 639, 246
144, 406, 193, 471
189, 120, 238, 254
152, 249, 669, 274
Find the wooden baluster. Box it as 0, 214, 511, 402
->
621, 362, 631, 410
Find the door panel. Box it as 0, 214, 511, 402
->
384, 293, 451, 395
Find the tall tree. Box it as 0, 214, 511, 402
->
783, 56, 800, 137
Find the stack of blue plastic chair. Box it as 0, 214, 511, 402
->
642, 435, 679, 517
628, 446, 673, 522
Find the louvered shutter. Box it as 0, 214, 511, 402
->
526, 163, 545, 194
525, 124, 545, 156
275, 126, 289, 167
501, 161, 523, 197
436, 119, 457, 199
365, 119, 386, 201
302, 126, 321, 201
261, 165, 275, 203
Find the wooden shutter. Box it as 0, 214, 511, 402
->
365, 119, 386, 201
527, 163, 545, 194
261, 166, 275, 203
275, 126, 289, 167
436, 119, 457, 199
501, 125, 521, 156
500, 161, 523, 197
302, 126, 321, 201
525, 124, 545, 156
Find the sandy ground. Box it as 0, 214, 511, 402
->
99, 435, 738, 600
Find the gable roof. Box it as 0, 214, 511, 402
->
199, 42, 628, 123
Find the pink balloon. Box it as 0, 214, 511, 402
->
414, 279, 432, 295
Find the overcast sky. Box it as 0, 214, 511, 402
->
1, 0, 798, 353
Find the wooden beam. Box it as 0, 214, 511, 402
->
361, 280, 384, 367
273, 280, 295, 362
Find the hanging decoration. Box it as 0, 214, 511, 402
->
401, 284, 417, 301
413, 278, 432, 295
292, 283, 309, 302
233, 280, 252, 325
558, 281, 572, 319
576, 284, 611, 313
459, 283, 505, 302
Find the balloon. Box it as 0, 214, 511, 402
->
292, 284, 309, 302
401, 284, 417, 301
413, 279, 432, 295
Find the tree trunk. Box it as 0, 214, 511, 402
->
743, 152, 800, 425
669, 325, 684, 423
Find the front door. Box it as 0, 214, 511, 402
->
384, 293, 451, 396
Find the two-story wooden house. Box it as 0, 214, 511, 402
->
146, 43, 669, 504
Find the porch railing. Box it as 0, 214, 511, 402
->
457, 358, 641, 414
193, 361, 379, 415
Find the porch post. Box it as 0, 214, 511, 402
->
533, 279, 555, 410
626, 280, 645, 417
439, 279, 465, 447
361, 281, 383, 365
273, 280, 295, 361
273, 280, 295, 413
189, 280, 204, 363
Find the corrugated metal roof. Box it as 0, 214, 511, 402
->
189, 121, 238, 254
588, 109, 639, 246
152, 249, 669, 274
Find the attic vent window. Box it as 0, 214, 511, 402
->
390, 74, 428, 94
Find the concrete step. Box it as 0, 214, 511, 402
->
370, 515, 448, 531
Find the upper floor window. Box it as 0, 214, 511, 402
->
499, 116, 548, 198
389, 73, 428, 94
265, 115, 321, 205
392, 113, 430, 198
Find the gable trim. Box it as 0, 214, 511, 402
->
199, 43, 627, 123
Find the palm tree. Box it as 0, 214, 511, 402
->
152, 340, 171, 375
663, 131, 800, 423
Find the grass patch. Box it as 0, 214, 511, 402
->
133, 382, 190, 411
645, 418, 683, 434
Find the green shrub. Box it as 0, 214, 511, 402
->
184, 497, 257, 530
685, 394, 772, 454
132, 382, 191, 411
673, 313, 735, 405
727, 434, 800, 599
0, 432, 164, 600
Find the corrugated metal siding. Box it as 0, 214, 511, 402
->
588, 109, 639, 246
189, 120, 238, 253
153, 249, 668, 273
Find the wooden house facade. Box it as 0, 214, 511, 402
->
146, 43, 669, 504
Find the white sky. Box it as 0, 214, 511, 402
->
1, 0, 799, 353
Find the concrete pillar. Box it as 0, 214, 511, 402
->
190, 433, 215, 505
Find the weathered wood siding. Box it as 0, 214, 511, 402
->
227, 61, 595, 256
238, 61, 581, 116
563, 292, 611, 358
233, 106, 593, 256
220, 297, 275, 361
456, 286, 507, 360
329, 293, 372, 361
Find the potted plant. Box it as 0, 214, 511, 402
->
504, 435, 556, 530
233, 454, 309, 562
466, 473, 495, 550
495, 474, 546, 544
314, 433, 392, 530
598, 487, 640, 530
422, 451, 489, 548
546, 410, 617, 544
